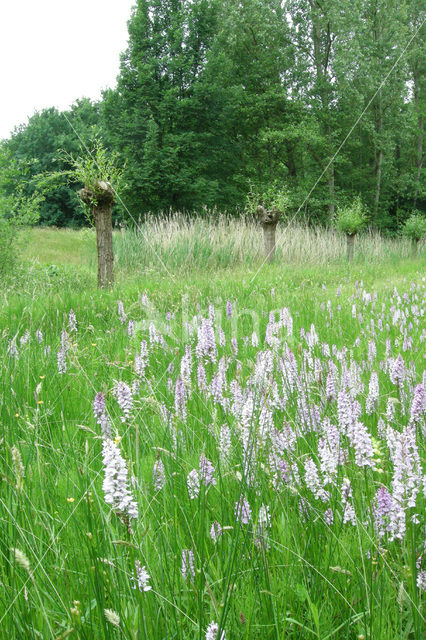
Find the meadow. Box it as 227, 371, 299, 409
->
1, 222, 425, 640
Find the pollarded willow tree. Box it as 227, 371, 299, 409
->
334, 196, 367, 262
72, 142, 123, 289
248, 185, 290, 264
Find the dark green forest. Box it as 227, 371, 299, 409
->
1, 0, 425, 230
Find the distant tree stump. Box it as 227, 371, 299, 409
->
257, 205, 281, 264
79, 181, 115, 289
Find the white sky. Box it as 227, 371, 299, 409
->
0, 0, 136, 140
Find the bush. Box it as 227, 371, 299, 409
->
401, 211, 426, 241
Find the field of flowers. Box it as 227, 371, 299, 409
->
1, 258, 425, 639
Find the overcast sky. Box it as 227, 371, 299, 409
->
0, 0, 135, 140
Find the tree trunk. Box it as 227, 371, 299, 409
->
308, 1, 334, 218
411, 237, 419, 258
94, 204, 114, 288
373, 6, 383, 221
328, 164, 335, 216
374, 86, 384, 220
346, 233, 356, 262
78, 182, 115, 289
263, 223, 277, 263
413, 67, 424, 207
257, 205, 281, 264
374, 147, 383, 219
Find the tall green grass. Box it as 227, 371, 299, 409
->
0, 253, 424, 639
113, 214, 424, 273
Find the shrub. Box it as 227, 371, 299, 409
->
401, 211, 426, 241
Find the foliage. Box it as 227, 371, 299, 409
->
0, 146, 43, 273
35, 140, 125, 223
334, 197, 368, 236
64, 139, 124, 195
246, 183, 291, 217
3, 100, 103, 226
2, 1, 426, 227
401, 210, 426, 241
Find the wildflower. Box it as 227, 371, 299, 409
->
210, 521, 222, 543
104, 609, 120, 627
187, 469, 200, 499
199, 455, 216, 487
219, 424, 231, 463
231, 337, 238, 355
348, 420, 374, 468
114, 381, 133, 422
174, 376, 187, 422
341, 478, 356, 526
235, 497, 251, 524
133, 560, 152, 592
372, 487, 392, 537
211, 370, 225, 406
180, 345, 193, 389
61, 329, 69, 352
337, 389, 353, 434
409, 384, 425, 427
35, 329, 43, 343
127, 320, 135, 336
181, 549, 195, 581
377, 417, 386, 438
93, 392, 111, 437
368, 340, 376, 365
68, 309, 77, 332
318, 418, 340, 482
326, 367, 336, 402
196, 317, 217, 362
205, 621, 226, 640
390, 354, 405, 386
388, 426, 422, 540
324, 508, 334, 526
226, 300, 233, 318
417, 571, 426, 591
197, 362, 208, 392
153, 459, 165, 491
365, 372, 379, 414
386, 397, 397, 423
20, 330, 30, 345
57, 348, 67, 374
117, 300, 127, 325
304, 457, 329, 502
137, 340, 149, 376
102, 438, 138, 524
149, 323, 165, 346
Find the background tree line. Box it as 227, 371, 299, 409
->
1, 0, 424, 231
